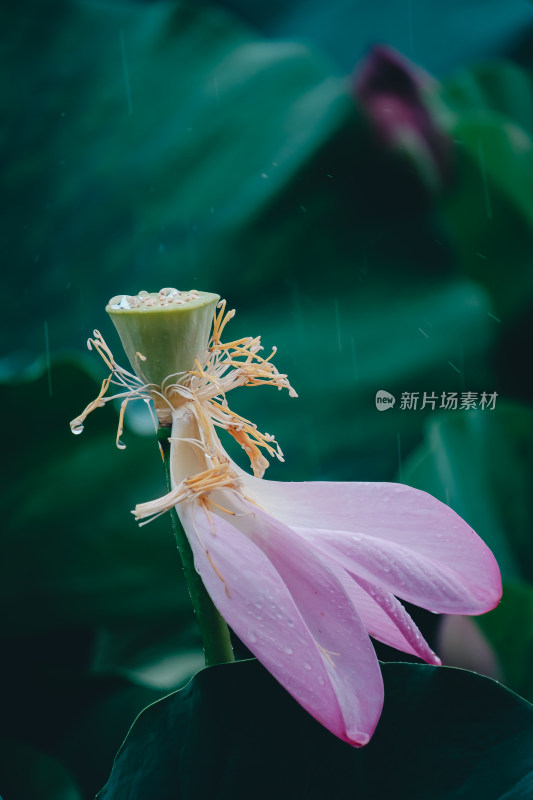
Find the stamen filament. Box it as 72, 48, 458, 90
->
71, 299, 297, 513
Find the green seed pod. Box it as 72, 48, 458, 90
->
106, 288, 220, 387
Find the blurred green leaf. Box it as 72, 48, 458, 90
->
92, 621, 204, 690
401, 405, 533, 580
402, 405, 533, 699
477, 580, 533, 703
2, 0, 363, 361
225, 277, 495, 484
442, 61, 533, 136
0, 739, 82, 800
98, 659, 533, 800
439, 63, 533, 318
1, 356, 193, 633
0, 662, 166, 800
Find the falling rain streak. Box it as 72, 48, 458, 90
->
397, 432, 402, 482
334, 298, 342, 352
477, 141, 492, 220
350, 336, 359, 382
44, 320, 52, 396
120, 29, 133, 115
407, 0, 414, 56
213, 74, 220, 105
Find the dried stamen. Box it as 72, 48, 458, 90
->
71, 298, 297, 519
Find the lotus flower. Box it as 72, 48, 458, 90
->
71, 291, 502, 747
353, 45, 452, 196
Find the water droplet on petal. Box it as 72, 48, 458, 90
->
284, 646, 293, 655
304, 662, 312, 671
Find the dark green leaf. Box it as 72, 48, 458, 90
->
98, 659, 533, 800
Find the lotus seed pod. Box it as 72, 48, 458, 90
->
106, 289, 220, 387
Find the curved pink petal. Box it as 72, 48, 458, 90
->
237, 499, 439, 663
178, 497, 383, 746
341, 571, 440, 664
239, 475, 502, 615
298, 523, 497, 616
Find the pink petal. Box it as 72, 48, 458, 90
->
240, 498, 439, 663
341, 571, 441, 664
178, 498, 383, 746
238, 476, 502, 615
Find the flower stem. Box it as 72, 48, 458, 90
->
158, 427, 235, 667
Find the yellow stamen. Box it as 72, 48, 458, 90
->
205, 498, 237, 517
317, 644, 340, 667
206, 549, 231, 598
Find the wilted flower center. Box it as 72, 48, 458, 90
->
70, 300, 297, 520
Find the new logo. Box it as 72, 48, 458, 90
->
375, 390, 396, 411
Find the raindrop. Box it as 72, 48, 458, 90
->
304, 662, 312, 671
249, 631, 258, 643
72, 424, 84, 435
284, 646, 293, 655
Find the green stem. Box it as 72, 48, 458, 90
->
158, 427, 235, 667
